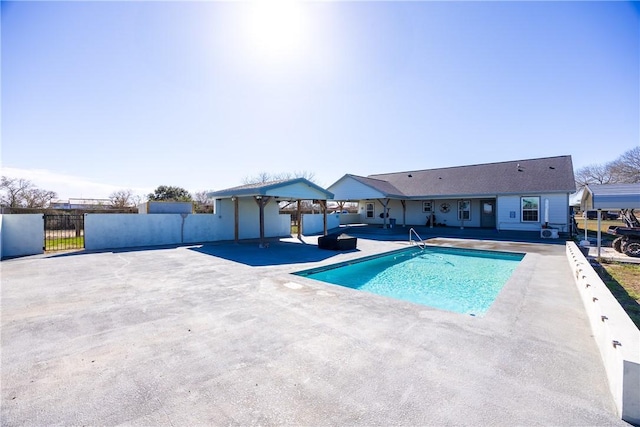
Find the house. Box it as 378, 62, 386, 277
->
50, 198, 112, 210
327, 155, 576, 233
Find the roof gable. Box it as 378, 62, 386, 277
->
208, 178, 334, 200
327, 174, 406, 200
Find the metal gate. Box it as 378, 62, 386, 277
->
44, 214, 85, 251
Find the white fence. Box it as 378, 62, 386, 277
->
302, 213, 341, 235
566, 242, 640, 424
0, 214, 44, 259
1, 212, 294, 258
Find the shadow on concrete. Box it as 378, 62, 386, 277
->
188, 240, 360, 267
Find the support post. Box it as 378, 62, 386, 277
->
297, 199, 302, 239
320, 200, 328, 236
377, 198, 390, 229
254, 196, 271, 248
597, 209, 602, 258
401, 200, 406, 227
431, 199, 435, 228
233, 197, 239, 243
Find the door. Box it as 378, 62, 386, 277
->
480, 200, 496, 228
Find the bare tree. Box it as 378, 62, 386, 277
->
242, 172, 273, 184
575, 163, 617, 187
23, 188, 58, 208
1, 176, 32, 207
109, 189, 135, 208
242, 170, 317, 185
194, 190, 214, 213
608, 146, 640, 184
575, 147, 640, 187
194, 190, 212, 205
0, 176, 57, 208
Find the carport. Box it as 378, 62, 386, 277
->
581, 183, 640, 257
208, 178, 334, 246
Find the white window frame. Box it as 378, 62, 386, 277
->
365, 202, 374, 218
457, 200, 471, 221
521, 196, 540, 222
422, 201, 433, 213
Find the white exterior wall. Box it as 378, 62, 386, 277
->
138, 201, 194, 214
356, 199, 483, 228
330, 178, 385, 200
351, 195, 569, 230
302, 213, 340, 235
497, 193, 568, 231
0, 214, 44, 259
339, 213, 361, 225
216, 198, 291, 240
264, 182, 329, 200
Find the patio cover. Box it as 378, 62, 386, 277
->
208, 179, 334, 244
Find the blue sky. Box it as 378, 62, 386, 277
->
2, 1, 638, 200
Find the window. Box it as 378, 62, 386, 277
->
422, 201, 432, 213
457, 200, 471, 221
366, 202, 374, 218
521, 197, 539, 222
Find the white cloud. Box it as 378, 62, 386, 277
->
1, 167, 152, 200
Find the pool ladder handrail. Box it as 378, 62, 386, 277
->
409, 228, 426, 250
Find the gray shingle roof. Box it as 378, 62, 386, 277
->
368, 155, 576, 198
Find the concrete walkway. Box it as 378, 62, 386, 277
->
1, 236, 625, 425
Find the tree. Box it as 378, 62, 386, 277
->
147, 185, 192, 202
23, 188, 57, 208
109, 189, 135, 208
575, 147, 640, 187
574, 163, 617, 187
608, 146, 640, 184
0, 176, 57, 208
242, 170, 317, 185
194, 190, 214, 213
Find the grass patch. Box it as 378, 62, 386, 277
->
575, 218, 625, 235
45, 236, 84, 251
592, 261, 640, 329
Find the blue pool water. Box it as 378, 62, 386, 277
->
294, 246, 524, 315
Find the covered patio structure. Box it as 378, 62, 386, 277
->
208, 179, 334, 246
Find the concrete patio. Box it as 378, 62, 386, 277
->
1, 234, 626, 425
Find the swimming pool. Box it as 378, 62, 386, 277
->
294, 246, 524, 315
